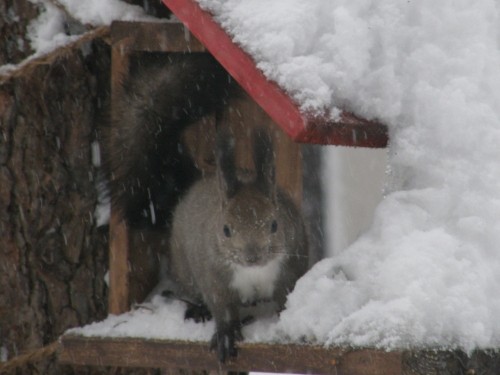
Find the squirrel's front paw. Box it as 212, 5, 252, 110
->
184, 302, 212, 323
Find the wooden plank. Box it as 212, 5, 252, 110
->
111, 21, 206, 53
59, 335, 403, 375
162, 0, 388, 148
108, 212, 130, 315
108, 38, 133, 315
273, 123, 303, 206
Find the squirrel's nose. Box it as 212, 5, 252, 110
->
244, 245, 261, 264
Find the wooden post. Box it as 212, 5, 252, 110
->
107, 21, 207, 315
108, 36, 133, 315
108, 213, 130, 315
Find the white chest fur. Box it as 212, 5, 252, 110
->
229, 255, 284, 304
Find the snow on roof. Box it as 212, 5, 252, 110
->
16, 0, 500, 351
192, 0, 500, 351
163, 0, 388, 146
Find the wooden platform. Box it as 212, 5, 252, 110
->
59, 335, 402, 374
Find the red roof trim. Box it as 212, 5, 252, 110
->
162, 0, 388, 147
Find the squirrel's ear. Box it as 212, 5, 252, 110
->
216, 129, 239, 199
254, 129, 276, 201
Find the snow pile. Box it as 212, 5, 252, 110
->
70, 294, 281, 344
71, 296, 215, 341
19, 0, 152, 60
196, 0, 500, 351
1, 1, 153, 75
53, 0, 152, 25
26, 1, 75, 55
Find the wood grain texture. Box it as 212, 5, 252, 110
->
60, 335, 403, 375
111, 21, 206, 53
108, 37, 133, 316
108, 213, 130, 315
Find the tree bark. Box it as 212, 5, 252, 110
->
402, 349, 500, 375
0, 33, 112, 374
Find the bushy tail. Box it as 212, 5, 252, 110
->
105, 54, 233, 228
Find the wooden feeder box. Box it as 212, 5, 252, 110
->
59, 1, 395, 373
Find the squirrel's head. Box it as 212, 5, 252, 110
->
216, 185, 285, 267
215, 129, 284, 267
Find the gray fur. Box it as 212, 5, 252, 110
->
168, 131, 308, 362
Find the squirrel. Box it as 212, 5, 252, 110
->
168, 129, 309, 363
104, 53, 309, 362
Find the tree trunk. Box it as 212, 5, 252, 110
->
0, 31, 113, 374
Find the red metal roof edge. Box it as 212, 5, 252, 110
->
300, 112, 388, 147
162, 0, 388, 147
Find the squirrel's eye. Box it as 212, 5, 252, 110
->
270, 219, 278, 234
223, 224, 231, 238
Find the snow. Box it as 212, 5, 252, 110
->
27, 1, 76, 56
91, 141, 111, 227
194, 0, 500, 350
0, 0, 152, 75
26, 0, 153, 56
70, 296, 215, 341
7, 0, 500, 354
192, 0, 500, 351
69, 294, 281, 344
53, 0, 154, 25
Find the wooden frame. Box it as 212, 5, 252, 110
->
108, 21, 305, 314
107, 21, 208, 315
106, 20, 388, 314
